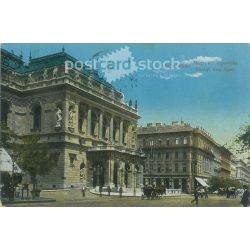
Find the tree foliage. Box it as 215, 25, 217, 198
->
237, 123, 250, 151
208, 176, 243, 191
0, 121, 15, 148
15, 134, 56, 190
236, 115, 250, 153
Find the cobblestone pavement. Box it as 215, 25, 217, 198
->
4, 189, 245, 207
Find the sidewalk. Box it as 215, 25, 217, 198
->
1, 197, 56, 205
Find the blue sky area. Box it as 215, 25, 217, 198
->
2, 43, 250, 145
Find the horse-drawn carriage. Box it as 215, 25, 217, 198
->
141, 186, 165, 200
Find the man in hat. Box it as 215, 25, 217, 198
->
240, 185, 250, 207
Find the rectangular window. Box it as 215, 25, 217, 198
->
192, 152, 197, 159
183, 152, 187, 159
183, 164, 187, 173
149, 151, 154, 159
157, 165, 161, 173
149, 164, 153, 173
166, 152, 169, 159
175, 152, 178, 159
69, 154, 77, 167
166, 139, 170, 146
165, 164, 170, 172
158, 152, 161, 159
175, 138, 179, 144
183, 137, 187, 144
175, 163, 178, 173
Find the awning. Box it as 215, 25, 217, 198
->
0, 147, 22, 173
195, 177, 209, 187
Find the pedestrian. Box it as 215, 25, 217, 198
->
226, 187, 230, 198
191, 188, 199, 206
107, 185, 111, 196
82, 185, 86, 197
200, 188, 204, 199
233, 188, 237, 199
204, 187, 208, 199
240, 185, 250, 207
119, 186, 123, 198
99, 185, 102, 197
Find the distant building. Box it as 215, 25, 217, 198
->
137, 121, 232, 193
230, 155, 237, 180
235, 159, 250, 186
1, 48, 145, 190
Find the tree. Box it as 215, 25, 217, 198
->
237, 123, 250, 152
208, 176, 243, 191
0, 121, 15, 148
15, 134, 56, 190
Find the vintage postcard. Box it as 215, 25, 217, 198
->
1, 43, 249, 207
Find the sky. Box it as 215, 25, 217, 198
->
2, 43, 250, 145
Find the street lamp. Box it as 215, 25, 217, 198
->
133, 167, 138, 196
10, 152, 18, 201
150, 140, 154, 185
119, 166, 124, 189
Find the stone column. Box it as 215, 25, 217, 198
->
119, 119, 123, 145
87, 107, 91, 136
104, 161, 109, 187
109, 157, 115, 188
140, 165, 144, 186
99, 112, 103, 140
131, 163, 135, 189
110, 116, 114, 142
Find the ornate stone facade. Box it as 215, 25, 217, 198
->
1, 49, 145, 190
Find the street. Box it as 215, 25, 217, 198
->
4, 189, 245, 207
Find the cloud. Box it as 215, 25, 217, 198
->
184, 72, 203, 78
181, 56, 222, 65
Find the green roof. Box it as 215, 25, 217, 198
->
1, 48, 115, 89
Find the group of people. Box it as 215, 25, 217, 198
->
191, 185, 250, 207
191, 187, 209, 205
81, 185, 123, 198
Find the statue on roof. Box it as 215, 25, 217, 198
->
11, 71, 17, 83
75, 71, 80, 81
43, 68, 48, 80
134, 100, 138, 110
27, 73, 33, 83
53, 66, 58, 78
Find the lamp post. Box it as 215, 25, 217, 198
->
150, 140, 154, 185
119, 166, 124, 189
133, 168, 138, 196
99, 165, 103, 187
10, 152, 18, 201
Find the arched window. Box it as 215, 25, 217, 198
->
113, 119, 119, 142
91, 111, 98, 137
32, 104, 41, 131
1, 100, 9, 129
102, 116, 109, 140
